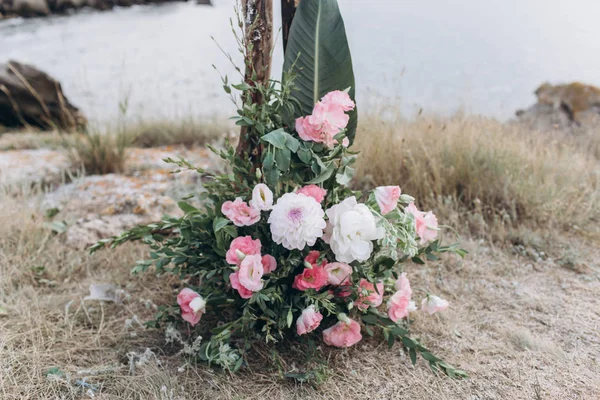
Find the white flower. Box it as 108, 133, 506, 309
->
189, 296, 206, 314
421, 295, 449, 315
324, 197, 384, 263
268, 193, 326, 250
250, 183, 273, 211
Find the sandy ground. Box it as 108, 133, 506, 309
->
0, 189, 598, 400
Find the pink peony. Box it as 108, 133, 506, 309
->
321, 90, 356, 112
225, 236, 261, 265
293, 265, 329, 291
229, 272, 253, 299
422, 295, 449, 315
324, 262, 353, 286
296, 305, 323, 335
261, 254, 277, 274
322, 318, 362, 347
355, 279, 384, 311
222, 197, 261, 227
387, 273, 413, 322
296, 184, 328, 203
177, 288, 206, 327
374, 186, 401, 215
238, 254, 264, 292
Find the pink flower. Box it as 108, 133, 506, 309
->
296, 116, 322, 144
322, 317, 362, 347
293, 265, 329, 291
225, 236, 261, 265
222, 197, 260, 227
305, 250, 327, 268
296, 305, 323, 335
321, 90, 356, 112
177, 288, 206, 327
310, 101, 349, 147
406, 202, 439, 244
387, 273, 413, 322
374, 186, 401, 215
324, 262, 353, 286
342, 137, 350, 148
355, 279, 384, 311
296, 184, 327, 203
261, 254, 277, 274
238, 254, 264, 292
422, 295, 449, 315
229, 272, 253, 299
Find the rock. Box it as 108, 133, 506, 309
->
0, 60, 87, 130
516, 82, 600, 131
196, 0, 211, 4
0, 0, 50, 17
0, 148, 70, 189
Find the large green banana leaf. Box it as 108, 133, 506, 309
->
283, 0, 357, 143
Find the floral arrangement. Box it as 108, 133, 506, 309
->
92, 0, 466, 378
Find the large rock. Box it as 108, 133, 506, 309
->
516, 82, 600, 131
0, 60, 86, 130
0, 0, 50, 17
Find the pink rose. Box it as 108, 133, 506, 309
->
355, 279, 384, 311
387, 273, 413, 322
261, 254, 277, 274
422, 295, 449, 315
229, 272, 253, 299
296, 184, 327, 203
321, 90, 356, 112
322, 317, 362, 348
310, 101, 349, 148
225, 236, 261, 265
293, 264, 329, 291
296, 116, 322, 143
374, 186, 401, 215
222, 197, 260, 227
406, 202, 439, 244
238, 254, 264, 292
324, 262, 353, 286
296, 305, 323, 335
304, 250, 327, 268
177, 288, 206, 327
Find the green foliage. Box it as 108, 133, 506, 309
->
283, 0, 358, 143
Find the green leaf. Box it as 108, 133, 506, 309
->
261, 128, 288, 149
335, 166, 355, 186
283, 0, 358, 143
212, 217, 230, 233
275, 148, 292, 172
409, 348, 417, 365
306, 162, 335, 184
297, 148, 312, 163
177, 201, 198, 214
263, 151, 275, 170
285, 135, 301, 153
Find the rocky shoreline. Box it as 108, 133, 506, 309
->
0, 0, 210, 19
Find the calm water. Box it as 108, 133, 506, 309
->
2, 0, 600, 122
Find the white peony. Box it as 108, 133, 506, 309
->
324, 196, 384, 263
268, 193, 326, 250
250, 183, 274, 211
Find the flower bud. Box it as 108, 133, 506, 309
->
347, 301, 354, 311
399, 194, 415, 204
235, 249, 246, 261
255, 168, 262, 179
337, 312, 351, 324
304, 261, 313, 269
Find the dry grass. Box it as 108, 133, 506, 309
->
68, 131, 131, 175
354, 113, 600, 240
2, 134, 600, 398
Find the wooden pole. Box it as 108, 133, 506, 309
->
236, 0, 274, 165
281, 0, 299, 53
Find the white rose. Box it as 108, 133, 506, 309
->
324, 197, 384, 263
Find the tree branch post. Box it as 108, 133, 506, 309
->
236, 0, 274, 167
